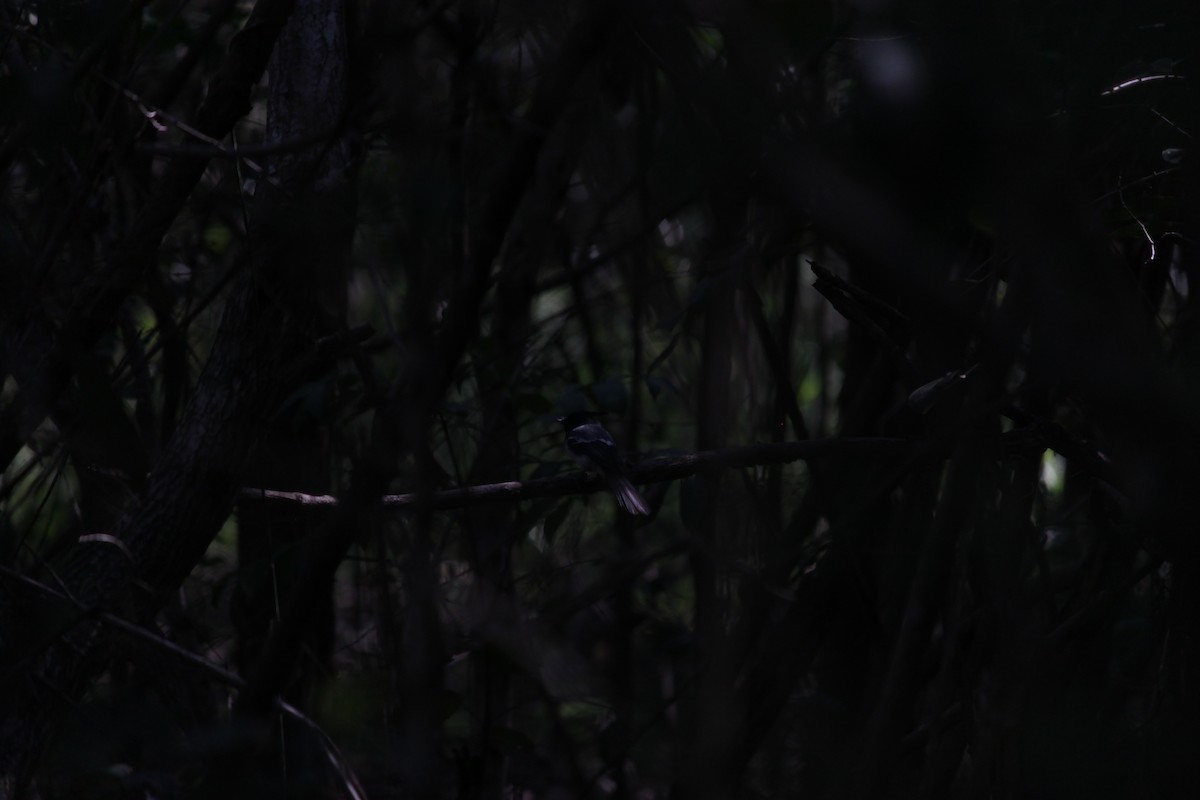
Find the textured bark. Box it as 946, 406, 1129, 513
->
0, 0, 299, 477
0, 0, 357, 790
233, 0, 353, 710
0, 210, 308, 797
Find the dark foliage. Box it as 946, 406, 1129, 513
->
1, 0, 1198, 797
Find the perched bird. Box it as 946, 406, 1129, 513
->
558, 412, 650, 516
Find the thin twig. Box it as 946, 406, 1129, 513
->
0, 565, 368, 800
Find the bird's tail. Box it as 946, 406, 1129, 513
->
609, 475, 650, 516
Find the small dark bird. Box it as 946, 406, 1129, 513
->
558, 412, 650, 516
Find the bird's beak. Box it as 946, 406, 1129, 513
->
555, 416, 565, 424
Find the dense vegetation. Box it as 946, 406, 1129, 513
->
1, 1, 1198, 797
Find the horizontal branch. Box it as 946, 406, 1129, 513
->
239, 437, 917, 512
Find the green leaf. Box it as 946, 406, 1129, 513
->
202, 223, 233, 255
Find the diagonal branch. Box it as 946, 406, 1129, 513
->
0, 0, 300, 476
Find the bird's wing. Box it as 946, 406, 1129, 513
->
565, 427, 623, 473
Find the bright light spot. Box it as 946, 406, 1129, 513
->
1041, 449, 1066, 494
